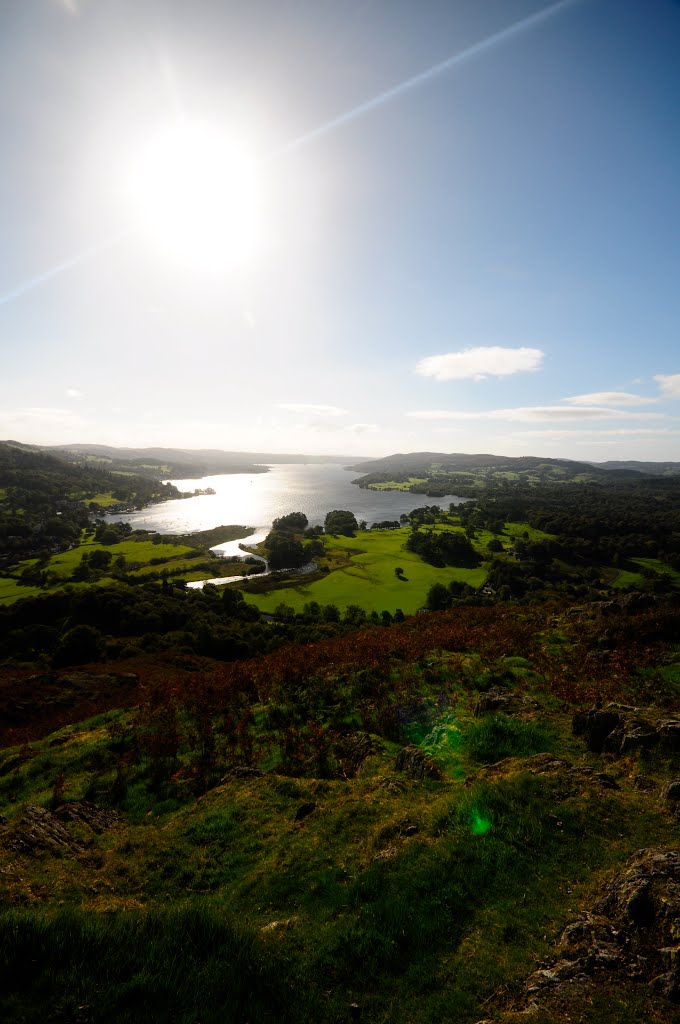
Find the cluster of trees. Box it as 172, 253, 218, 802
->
406, 528, 481, 568
324, 510, 359, 536
425, 580, 478, 610
463, 480, 680, 568
273, 600, 405, 627
263, 510, 361, 570
0, 574, 412, 667
264, 512, 324, 570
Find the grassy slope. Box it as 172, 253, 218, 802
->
247, 527, 488, 615
0, 604, 678, 1023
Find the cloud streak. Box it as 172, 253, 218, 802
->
277, 403, 348, 417
416, 346, 544, 381
563, 391, 657, 407
408, 405, 668, 423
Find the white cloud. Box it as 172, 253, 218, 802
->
243, 310, 256, 329
277, 403, 348, 417
65, 388, 83, 399
348, 422, 379, 434
654, 374, 680, 399
407, 406, 667, 423
563, 391, 657, 407
416, 346, 544, 381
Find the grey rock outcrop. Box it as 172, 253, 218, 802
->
523, 848, 680, 1007
572, 704, 680, 756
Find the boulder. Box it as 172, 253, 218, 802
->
395, 745, 443, 781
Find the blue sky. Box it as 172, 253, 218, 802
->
1, 0, 679, 460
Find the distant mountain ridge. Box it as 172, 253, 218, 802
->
1, 442, 370, 480
347, 451, 680, 478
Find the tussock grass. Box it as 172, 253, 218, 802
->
0, 904, 307, 1024
461, 714, 558, 764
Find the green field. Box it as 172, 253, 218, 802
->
610, 569, 645, 589
47, 538, 195, 577
0, 577, 42, 604
367, 477, 427, 491
502, 522, 556, 543
631, 557, 680, 583
86, 492, 122, 507
244, 528, 487, 615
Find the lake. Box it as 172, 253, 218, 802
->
108, 463, 466, 552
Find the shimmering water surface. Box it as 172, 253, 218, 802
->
109, 463, 465, 545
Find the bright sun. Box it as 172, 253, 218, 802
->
126, 120, 261, 272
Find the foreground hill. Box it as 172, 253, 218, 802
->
0, 600, 678, 1023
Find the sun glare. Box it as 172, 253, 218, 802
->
125, 120, 261, 272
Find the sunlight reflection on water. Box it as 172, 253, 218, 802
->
108, 463, 466, 537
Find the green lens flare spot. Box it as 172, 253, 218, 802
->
470, 808, 492, 836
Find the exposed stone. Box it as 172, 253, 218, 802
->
221, 765, 264, 780
572, 704, 680, 757
394, 745, 443, 781
572, 708, 623, 752
606, 717, 658, 755
475, 753, 619, 794
0, 804, 79, 854
519, 848, 680, 1010
339, 732, 381, 778
660, 780, 680, 804
474, 688, 541, 717
375, 775, 406, 794
53, 801, 121, 833
658, 720, 680, 752
294, 802, 316, 822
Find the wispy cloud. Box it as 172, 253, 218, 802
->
416, 346, 544, 381
348, 422, 379, 434
654, 374, 680, 399
0, 406, 86, 435
408, 406, 667, 423
512, 428, 680, 439
65, 388, 83, 399
563, 391, 657, 407
277, 403, 348, 417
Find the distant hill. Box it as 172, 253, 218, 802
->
592, 459, 680, 476
0, 441, 182, 508
2, 442, 371, 480
347, 451, 680, 480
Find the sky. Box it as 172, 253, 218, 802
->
1, 0, 679, 462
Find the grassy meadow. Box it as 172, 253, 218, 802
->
246, 527, 488, 615
0, 527, 256, 606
